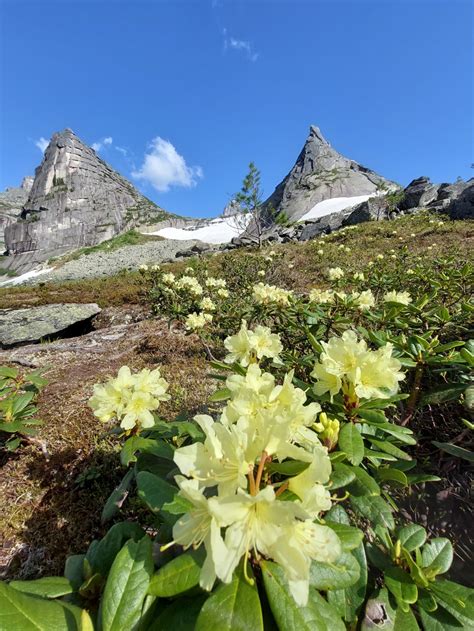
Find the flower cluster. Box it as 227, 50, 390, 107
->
171, 363, 341, 605
89, 366, 170, 430
224, 320, 283, 366
327, 267, 344, 281
252, 282, 293, 306
176, 275, 204, 296
185, 312, 213, 330
384, 290, 412, 305
309, 287, 375, 311
311, 330, 405, 401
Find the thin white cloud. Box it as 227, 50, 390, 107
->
35, 137, 49, 152
92, 136, 113, 152
223, 28, 259, 62
132, 137, 203, 193
115, 146, 128, 156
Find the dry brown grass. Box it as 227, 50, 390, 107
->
0, 317, 214, 579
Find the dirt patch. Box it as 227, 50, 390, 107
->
0, 311, 214, 579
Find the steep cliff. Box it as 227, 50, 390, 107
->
4, 129, 172, 260
264, 125, 399, 221
0, 177, 33, 252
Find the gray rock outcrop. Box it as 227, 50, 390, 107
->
0, 303, 101, 347
0, 177, 33, 252
399, 176, 439, 210
263, 125, 399, 222
4, 129, 173, 265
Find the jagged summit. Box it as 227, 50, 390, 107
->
264, 125, 399, 221
4, 129, 172, 262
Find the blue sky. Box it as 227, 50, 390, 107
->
0, 0, 472, 217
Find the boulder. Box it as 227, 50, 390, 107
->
399, 177, 439, 210
447, 182, 474, 219
0, 303, 101, 347
343, 196, 392, 225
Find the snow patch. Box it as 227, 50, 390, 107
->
298, 195, 373, 222
0, 267, 53, 287
149, 214, 250, 244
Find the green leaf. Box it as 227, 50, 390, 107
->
419, 605, 468, 631
101, 469, 135, 524
147, 595, 207, 630
136, 471, 177, 522
101, 536, 153, 631
0, 366, 18, 379
432, 441, 474, 463
120, 436, 173, 466
357, 409, 387, 425
384, 567, 418, 609
327, 516, 368, 624
9, 577, 73, 599
330, 463, 356, 489
367, 437, 412, 461
377, 424, 417, 445
310, 552, 360, 590
348, 465, 381, 496
10, 392, 35, 415
393, 606, 420, 630
420, 383, 467, 406
267, 460, 310, 476
195, 563, 263, 631
162, 494, 194, 515
86, 521, 145, 576
0, 582, 91, 630
430, 579, 474, 626
324, 523, 364, 551
421, 539, 453, 577
397, 524, 427, 552
64, 555, 86, 591
148, 552, 201, 597
339, 423, 364, 466
262, 561, 345, 631
377, 468, 409, 487
350, 495, 395, 529
208, 387, 231, 402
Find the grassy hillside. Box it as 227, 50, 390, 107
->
0, 211, 473, 623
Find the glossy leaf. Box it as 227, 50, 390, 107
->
101, 536, 153, 631
0, 582, 92, 630
339, 423, 364, 466
421, 538, 453, 576
148, 552, 201, 597
262, 561, 345, 631
195, 563, 263, 631
397, 524, 427, 552
9, 577, 74, 599
310, 552, 360, 590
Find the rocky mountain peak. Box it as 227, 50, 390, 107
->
264, 125, 399, 222
4, 129, 172, 263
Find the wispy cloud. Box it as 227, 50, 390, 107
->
35, 137, 49, 152
132, 137, 203, 193
115, 146, 128, 156
92, 136, 113, 152
223, 27, 259, 62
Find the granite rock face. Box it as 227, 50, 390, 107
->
4, 129, 171, 263
0, 303, 101, 347
0, 177, 33, 252
263, 125, 399, 222
399, 177, 439, 210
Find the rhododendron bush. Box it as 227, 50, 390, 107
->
1, 247, 472, 630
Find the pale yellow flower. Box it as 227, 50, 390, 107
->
384, 290, 412, 305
